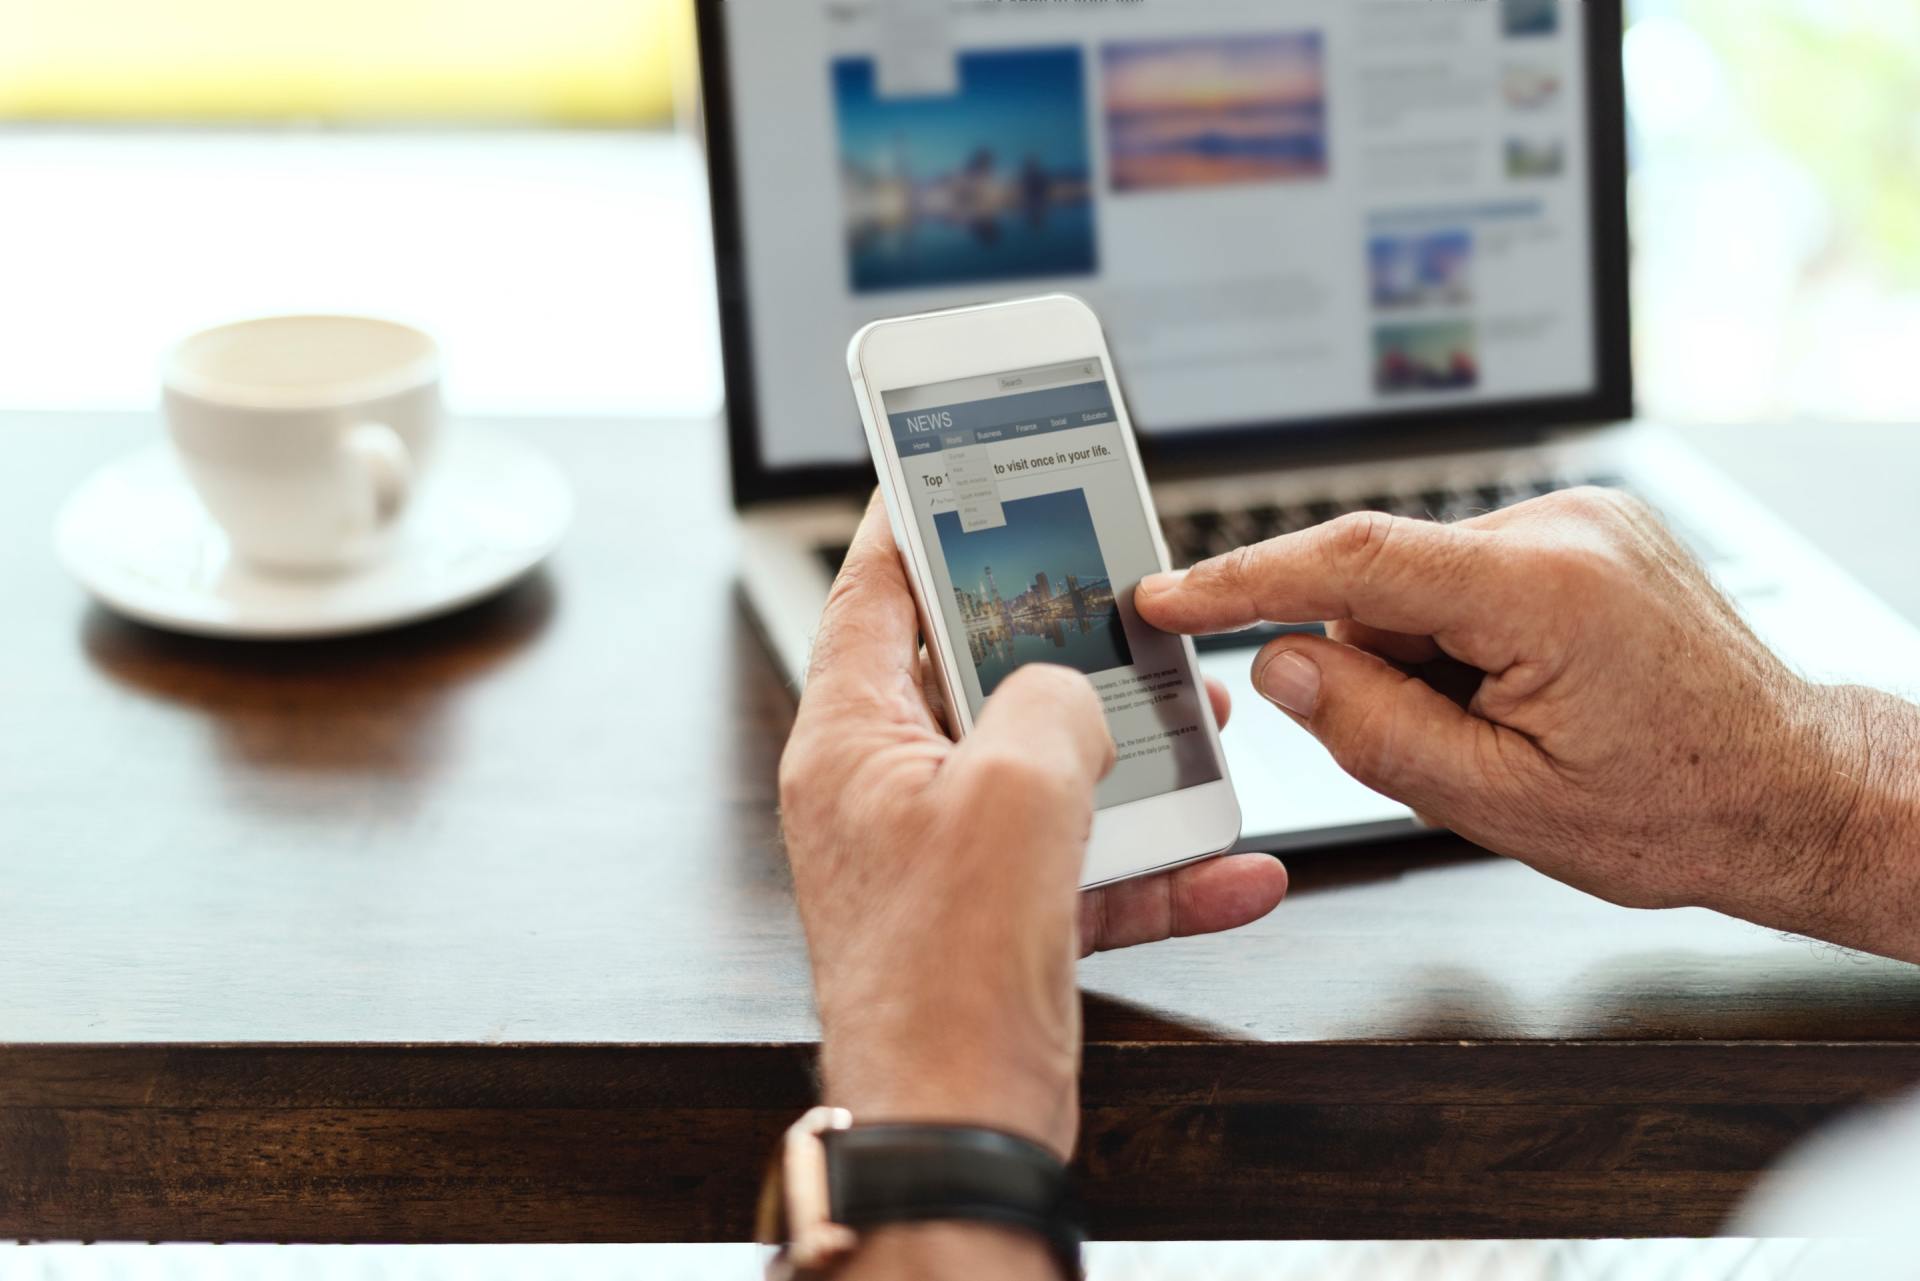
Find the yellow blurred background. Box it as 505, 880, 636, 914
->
0, 0, 690, 122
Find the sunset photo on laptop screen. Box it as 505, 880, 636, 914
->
1102, 32, 1327, 193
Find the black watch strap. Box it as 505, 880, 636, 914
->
824, 1124, 1084, 1277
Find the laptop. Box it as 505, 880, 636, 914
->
695, 0, 1920, 852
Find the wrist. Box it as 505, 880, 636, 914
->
837, 1223, 1062, 1281
1758, 683, 1920, 960
819, 999, 1079, 1159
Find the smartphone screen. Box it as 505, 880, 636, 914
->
881, 359, 1223, 810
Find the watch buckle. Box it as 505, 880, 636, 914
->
781, 1106, 856, 1269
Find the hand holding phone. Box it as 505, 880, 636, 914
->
847, 294, 1241, 888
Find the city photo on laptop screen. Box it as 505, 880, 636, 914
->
709, 0, 1604, 483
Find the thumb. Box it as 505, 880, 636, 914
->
1250, 634, 1528, 821
946, 665, 1114, 895
960, 664, 1117, 799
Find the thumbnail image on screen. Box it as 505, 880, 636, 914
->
1369, 227, 1473, 310
933, 489, 1133, 697
1102, 32, 1328, 193
1503, 0, 1560, 38
832, 47, 1098, 294
1374, 320, 1480, 394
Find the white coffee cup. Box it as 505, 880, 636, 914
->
163, 315, 442, 573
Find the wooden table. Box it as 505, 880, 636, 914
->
5, 413, 1920, 1244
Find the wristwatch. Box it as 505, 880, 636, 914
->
756, 1107, 1085, 1279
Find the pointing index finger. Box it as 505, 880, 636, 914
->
1136, 512, 1507, 664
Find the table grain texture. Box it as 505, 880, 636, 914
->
4, 413, 1919, 1243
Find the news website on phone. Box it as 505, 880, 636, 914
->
882, 360, 1222, 811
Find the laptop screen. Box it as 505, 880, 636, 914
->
706, 0, 1619, 488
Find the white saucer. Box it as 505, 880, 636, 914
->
56, 426, 573, 640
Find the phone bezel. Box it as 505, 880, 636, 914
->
846, 294, 1243, 890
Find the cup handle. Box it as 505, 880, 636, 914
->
343, 422, 413, 530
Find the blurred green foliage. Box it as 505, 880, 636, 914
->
1679, 0, 1920, 283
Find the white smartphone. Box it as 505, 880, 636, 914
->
846, 294, 1241, 889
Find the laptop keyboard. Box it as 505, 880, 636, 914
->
1155, 473, 1625, 568
813, 471, 1722, 653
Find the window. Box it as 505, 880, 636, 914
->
0, 0, 689, 123
1627, 0, 1920, 421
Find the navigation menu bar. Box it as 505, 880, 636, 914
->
888, 379, 1118, 455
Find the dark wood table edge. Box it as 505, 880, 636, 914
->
9, 1040, 1920, 1242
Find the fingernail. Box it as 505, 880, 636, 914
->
1258, 651, 1321, 717
1139, 570, 1187, 597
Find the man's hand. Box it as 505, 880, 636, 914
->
780, 496, 1288, 1162
1138, 488, 1920, 963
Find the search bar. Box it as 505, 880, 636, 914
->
996, 361, 1102, 395
883, 358, 1107, 416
